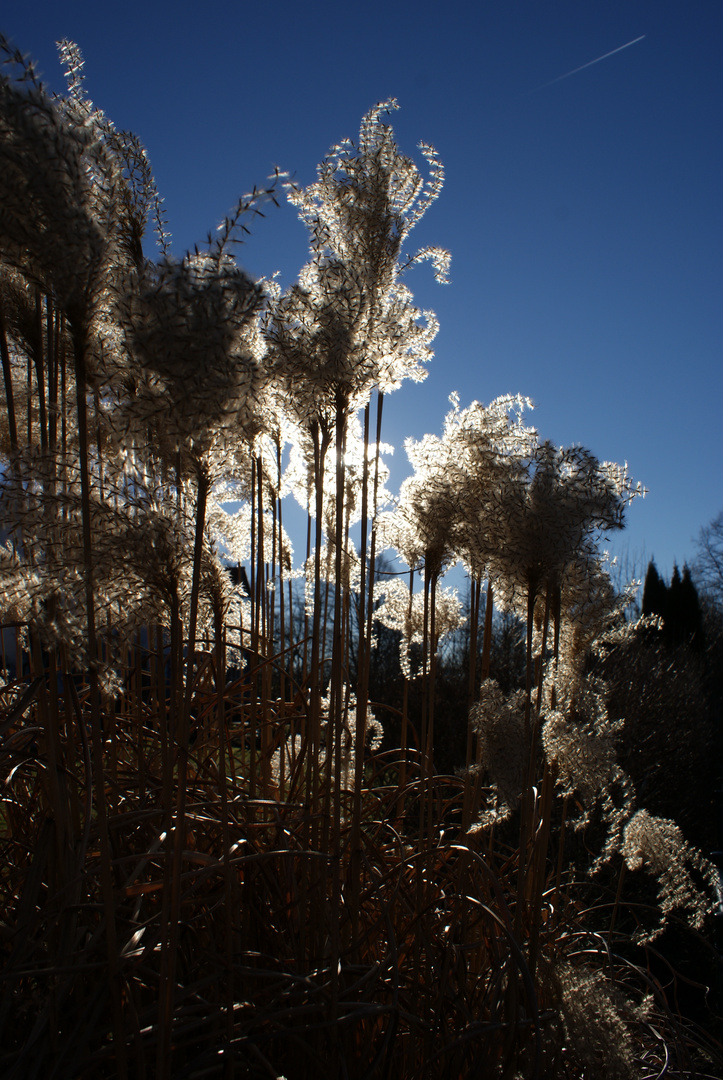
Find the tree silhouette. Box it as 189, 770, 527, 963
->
642, 559, 667, 620
642, 559, 704, 650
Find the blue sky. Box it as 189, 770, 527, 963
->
4, 1, 722, 586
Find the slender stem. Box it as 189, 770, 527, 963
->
480, 579, 494, 682
73, 327, 127, 1079
160, 467, 209, 1078
364, 393, 384, 658
0, 295, 18, 451
33, 290, 48, 452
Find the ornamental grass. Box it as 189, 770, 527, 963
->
1, 35, 721, 1079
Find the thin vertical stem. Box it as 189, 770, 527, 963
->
0, 295, 18, 451
159, 467, 209, 1079
73, 329, 127, 1079
33, 290, 48, 452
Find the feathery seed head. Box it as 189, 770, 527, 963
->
621, 809, 717, 939
468, 680, 527, 829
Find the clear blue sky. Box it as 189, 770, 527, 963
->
4, 1, 722, 586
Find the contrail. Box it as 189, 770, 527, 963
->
532, 34, 646, 92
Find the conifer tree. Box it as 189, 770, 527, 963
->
679, 563, 704, 649
641, 559, 667, 619
641, 560, 704, 649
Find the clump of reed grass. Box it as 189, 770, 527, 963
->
1, 35, 721, 1080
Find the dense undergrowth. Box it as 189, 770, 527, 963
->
1, 35, 722, 1079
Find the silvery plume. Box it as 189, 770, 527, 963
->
374, 575, 462, 679
265, 99, 449, 434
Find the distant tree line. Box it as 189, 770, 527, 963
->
641, 560, 704, 650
